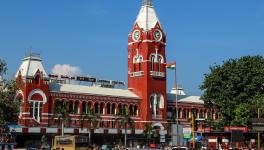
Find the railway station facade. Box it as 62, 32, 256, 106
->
11, 0, 220, 147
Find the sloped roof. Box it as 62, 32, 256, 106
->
49, 83, 140, 99
15, 54, 48, 78
135, 2, 162, 30
167, 93, 204, 104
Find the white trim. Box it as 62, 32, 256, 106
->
128, 40, 166, 45
108, 129, 118, 134
21, 112, 30, 115
79, 128, 89, 134
135, 129, 143, 134
9, 127, 164, 135
29, 128, 40, 133
46, 128, 57, 133
28, 89, 47, 104
132, 30, 141, 42
40, 123, 48, 125
149, 53, 164, 63
208, 139, 217, 142
95, 128, 104, 134
15, 90, 24, 102
64, 128, 74, 133
9, 127, 22, 133
153, 29, 162, 41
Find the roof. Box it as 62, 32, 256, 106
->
15, 53, 48, 78
167, 93, 204, 104
135, 1, 162, 30
49, 83, 140, 99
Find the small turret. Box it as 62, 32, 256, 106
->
15, 53, 48, 79
135, 0, 162, 31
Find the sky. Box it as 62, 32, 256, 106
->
0, 0, 264, 95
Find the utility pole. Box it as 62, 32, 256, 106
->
258, 108, 260, 149
192, 111, 195, 149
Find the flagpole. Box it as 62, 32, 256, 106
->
174, 61, 179, 147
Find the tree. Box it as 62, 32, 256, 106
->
80, 107, 101, 146
143, 122, 153, 145
0, 59, 19, 124
201, 55, 264, 126
52, 100, 70, 136
115, 106, 135, 148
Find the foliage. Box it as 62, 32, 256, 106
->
201, 55, 264, 126
232, 103, 250, 126
115, 106, 135, 130
0, 59, 19, 124
115, 106, 135, 147
80, 107, 101, 129
143, 122, 153, 139
52, 100, 70, 127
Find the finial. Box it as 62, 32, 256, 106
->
142, 0, 153, 6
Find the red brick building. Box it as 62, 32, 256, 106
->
12, 0, 219, 146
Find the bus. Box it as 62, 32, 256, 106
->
52, 135, 89, 150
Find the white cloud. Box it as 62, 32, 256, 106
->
51, 64, 81, 77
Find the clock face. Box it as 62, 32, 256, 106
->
154, 30, 162, 41
132, 30, 140, 42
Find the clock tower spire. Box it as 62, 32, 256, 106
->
142, 0, 153, 6
128, 1, 167, 123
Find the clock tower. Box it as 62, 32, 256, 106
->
128, 0, 167, 123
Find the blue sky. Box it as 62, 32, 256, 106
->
0, 0, 264, 95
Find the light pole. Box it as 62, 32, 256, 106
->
258, 108, 260, 149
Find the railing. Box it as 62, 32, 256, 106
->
150, 71, 165, 78
131, 71, 144, 77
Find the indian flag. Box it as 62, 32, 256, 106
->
166, 62, 176, 70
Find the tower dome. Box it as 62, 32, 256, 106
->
15, 53, 48, 78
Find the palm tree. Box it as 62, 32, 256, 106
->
52, 100, 70, 136
80, 107, 101, 146
143, 122, 153, 145
115, 106, 135, 148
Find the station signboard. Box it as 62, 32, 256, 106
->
251, 118, 264, 132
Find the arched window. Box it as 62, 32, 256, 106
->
134, 105, 138, 116
74, 101, 79, 114
100, 103, 104, 114
117, 104, 122, 115
182, 109, 186, 119
111, 104, 116, 115
151, 55, 155, 71
158, 56, 162, 72
133, 55, 143, 72
87, 101, 92, 114
94, 103, 99, 114
129, 105, 133, 116
82, 102, 87, 114
106, 103, 111, 114
28, 89, 47, 122
68, 101, 74, 114
15, 91, 24, 117
35, 74, 40, 85
150, 95, 155, 115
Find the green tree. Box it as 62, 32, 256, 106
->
52, 100, 70, 136
201, 55, 264, 126
80, 107, 101, 146
115, 106, 135, 148
143, 122, 154, 145
0, 59, 19, 124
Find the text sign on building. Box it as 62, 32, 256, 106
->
183, 127, 191, 139
224, 126, 249, 133
251, 118, 264, 132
